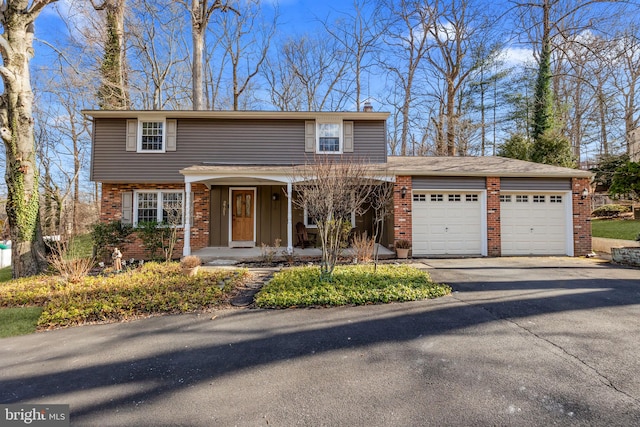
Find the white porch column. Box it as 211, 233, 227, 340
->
183, 181, 192, 257
287, 181, 293, 251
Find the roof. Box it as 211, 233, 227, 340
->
386, 156, 593, 178
81, 110, 390, 121
180, 156, 592, 180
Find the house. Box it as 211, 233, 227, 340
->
85, 109, 593, 259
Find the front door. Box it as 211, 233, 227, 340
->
231, 189, 255, 244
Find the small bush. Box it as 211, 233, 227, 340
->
255, 264, 451, 308
591, 204, 632, 218
91, 221, 134, 262
352, 233, 374, 263
180, 255, 201, 269
394, 239, 411, 249
48, 240, 94, 283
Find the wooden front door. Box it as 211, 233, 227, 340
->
231, 189, 255, 242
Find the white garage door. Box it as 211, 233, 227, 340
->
412, 192, 483, 256
501, 193, 569, 255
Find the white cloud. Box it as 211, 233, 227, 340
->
499, 46, 534, 67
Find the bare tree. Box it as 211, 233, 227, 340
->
381, 0, 432, 155
278, 34, 351, 111
178, 0, 237, 110
213, 0, 276, 110
0, 0, 57, 277
290, 158, 377, 278
128, 0, 188, 109
321, 0, 382, 111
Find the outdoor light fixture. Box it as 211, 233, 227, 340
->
401, 186, 407, 198
272, 193, 279, 201
581, 188, 589, 200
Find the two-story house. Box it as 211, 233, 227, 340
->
86, 109, 593, 259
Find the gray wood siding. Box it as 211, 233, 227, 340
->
92, 118, 387, 182
412, 176, 486, 190
501, 178, 571, 191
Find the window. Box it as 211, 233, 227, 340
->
533, 195, 546, 203
516, 195, 528, 203
466, 194, 479, 202
550, 195, 563, 203
139, 121, 165, 152
135, 191, 184, 226
448, 194, 461, 202
431, 194, 444, 202
317, 122, 341, 153
413, 194, 426, 202
500, 195, 512, 203
304, 209, 355, 229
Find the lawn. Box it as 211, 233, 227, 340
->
591, 219, 640, 241
0, 266, 10, 282
256, 264, 451, 308
0, 307, 43, 338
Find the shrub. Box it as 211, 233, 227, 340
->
91, 221, 134, 262
0, 262, 249, 329
352, 233, 374, 263
48, 240, 94, 283
180, 255, 201, 269
591, 204, 632, 218
394, 239, 411, 249
255, 264, 451, 308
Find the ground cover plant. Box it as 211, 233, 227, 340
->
592, 219, 640, 241
255, 264, 451, 308
0, 262, 248, 330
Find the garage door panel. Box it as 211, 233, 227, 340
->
501, 192, 568, 256
412, 192, 483, 256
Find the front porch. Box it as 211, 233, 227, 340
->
193, 244, 395, 264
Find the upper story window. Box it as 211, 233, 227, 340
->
317, 122, 342, 154
139, 120, 165, 152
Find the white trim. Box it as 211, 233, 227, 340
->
183, 182, 191, 256
133, 189, 185, 226
228, 187, 257, 247
137, 118, 166, 153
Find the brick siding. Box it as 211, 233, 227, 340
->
393, 176, 412, 247
572, 177, 592, 256
100, 183, 210, 260
486, 177, 501, 257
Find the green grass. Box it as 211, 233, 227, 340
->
592, 219, 640, 241
0, 307, 43, 338
256, 264, 451, 308
68, 233, 94, 258
0, 267, 11, 283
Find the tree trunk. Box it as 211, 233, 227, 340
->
0, 1, 52, 277
192, 25, 205, 110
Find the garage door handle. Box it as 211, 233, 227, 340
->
445, 227, 449, 232
530, 228, 534, 232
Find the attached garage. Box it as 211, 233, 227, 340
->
500, 178, 573, 256
411, 177, 487, 256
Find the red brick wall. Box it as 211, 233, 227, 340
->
393, 176, 412, 246
100, 183, 210, 260
572, 177, 592, 256
486, 177, 501, 257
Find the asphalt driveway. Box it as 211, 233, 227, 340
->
1, 257, 639, 426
